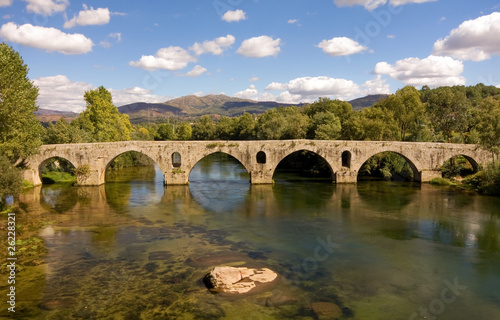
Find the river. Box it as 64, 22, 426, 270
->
2, 153, 499, 319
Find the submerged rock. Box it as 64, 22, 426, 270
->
204, 266, 278, 294
311, 302, 342, 320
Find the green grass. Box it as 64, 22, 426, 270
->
41, 171, 76, 184
429, 177, 456, 186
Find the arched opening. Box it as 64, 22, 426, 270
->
342, 151, 351, 169
188, 152, 250, 212
441, 155, 479, 179
172, 152, 182, 168
273, 150, 334, 183
358, 152, 418, 182
256, 151, 267, 164
105, 151, 159, 182
38, 157, 76, 184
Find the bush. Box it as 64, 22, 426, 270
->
429, 177, 455, 186
463, 162, 500, 195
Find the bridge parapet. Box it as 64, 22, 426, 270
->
23, 140, 494, 186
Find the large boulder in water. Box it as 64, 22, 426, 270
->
203, 266, 278, 294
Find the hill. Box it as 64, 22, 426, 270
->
349, 94, 389, 111
35, 109, 79, 123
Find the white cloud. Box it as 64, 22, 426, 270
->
387, 35, 395, 39
181, 65, 207, 77
374, 55, 466, 87
334, 0, 436, 10
24, 0, 69, 16
64, 5, 110, 29
100, 32, 122, 48
189, 34, 235, 55
0, 0, 13, 7
433, 12, 500, 61
222, 9, 247, 22
129, 46, 196, 71
249, 76, 259, 82
265, 76, 361, 101
362, 75, 391, 95
0, 22, 93, 54
237, 35, 281, 58
34, 75, 93, 112
233, 84, 259, 99
110, 87, 171, 106
317, 37, 369, 56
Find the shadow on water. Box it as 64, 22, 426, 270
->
40, 184, 78, 213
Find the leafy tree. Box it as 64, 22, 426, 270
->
476, 97, 500, 160
424, 87, 471, 142
130, 127, 153, 141
72, 86, 132, 142
304, 97, 353, 123
311, 112, 341, 140
215, 116, 236, 140
176, 122, 193, 140
256, 106, 309, 140
359, 107, 399, 141
375, 86, 425, 141
234, 112, 256, 140
0, 155, 22, 210
192, 115, 216, 140
157, 123, 175, 140
0, 43, 43, 163
43, 118, 92, 144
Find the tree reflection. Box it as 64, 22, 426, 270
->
40, 184, 78, 213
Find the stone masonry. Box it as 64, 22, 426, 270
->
23, 140, 495, 186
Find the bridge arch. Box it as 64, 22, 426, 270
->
187, 151, 251, 183
100, 149, 163, 184
38, 156, 77, 184
354, 151, 421, 181
271, 148, 335, 182
439, 152, 481, 173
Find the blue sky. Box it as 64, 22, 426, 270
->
1, 0, 499, 112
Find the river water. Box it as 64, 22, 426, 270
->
2, 153, 500, 319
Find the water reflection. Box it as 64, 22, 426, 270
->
40, 184, 78, 213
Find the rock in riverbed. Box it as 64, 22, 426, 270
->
204, 266, 278, 294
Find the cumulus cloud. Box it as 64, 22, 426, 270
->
222, 9, 247, 22
374, 55, 465, 87
265, 76, 361, 101
181, 65, 207, 77
233, 85, 259, 100
110, 87, 171, 106
0, 22, 93, 54
288, 19, 298, 24
362, 75, 391, 95
237, 35, 281, 58
0, 0, 13, 7
334, 0, 436, 10
64, 5, 110, 29
249, 76, 259, 82
433, 12, 500, 61
129, 46, 196, 71
34, 75, 93, 112
24, 0, 69, 16
317, 37, 369, 56
100, 32, 121, 48
189, 34, 235, 56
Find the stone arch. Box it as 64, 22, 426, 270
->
187, 151, 251, 183
439, 153, 481, 173
100, 149, 163, 184
354, 151, 421, 181
256, 151, 267, 164
172, 152, 182, 168
271, 148, 335, 181
38, 156, 77, 184
342, 150, 351, 169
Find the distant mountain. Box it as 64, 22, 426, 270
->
35, 108, 79, 123
348, 94, 389, 111
118, 94, 307, 122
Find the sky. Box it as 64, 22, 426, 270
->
1, 0, 500, 112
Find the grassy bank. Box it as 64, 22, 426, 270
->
41, 171, 76, 184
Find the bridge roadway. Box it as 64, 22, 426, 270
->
23, 140, 494, 186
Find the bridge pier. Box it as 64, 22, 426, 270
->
418, 170, 442, 182
250, 170, 274, 184
164, 171, 189, 185
335, 171, 358, 184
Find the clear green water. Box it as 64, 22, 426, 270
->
2, 154, 499, 319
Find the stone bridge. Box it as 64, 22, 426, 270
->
23, 140, 494, 186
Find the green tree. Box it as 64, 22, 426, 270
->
215, 116, 236, 140
358, 107, 399, 141
157, 123, 175, 140
424, 87, 471, 142
304, 97, 353, 123
256, 106, 309, 140
192, 115, 216, 140
375, 86, 425, 141
234, 112, 256, 140
0, 155, 22, 210
43, 118, 92, 144
311, 112, 341, 140
0, 43, 43, 163
176, 122, 193, 140
476, 97, 500, 160
72, 86, 132, 142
